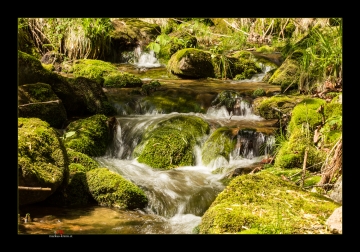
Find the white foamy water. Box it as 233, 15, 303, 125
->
134, 46, 162, 68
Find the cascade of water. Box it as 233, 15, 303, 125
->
133, 46, 162, 68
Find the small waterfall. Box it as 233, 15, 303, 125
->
231, 62, 275, 83
134, 46, 162, 68
96, 113, 275, 233
233, 129, 275, 159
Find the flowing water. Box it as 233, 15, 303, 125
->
19, 48, 280, 235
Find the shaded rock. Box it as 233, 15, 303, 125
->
18, 83, 67, 128
18, 118, 69, 206
167, 48, 215, 78
18, 50, 115, 118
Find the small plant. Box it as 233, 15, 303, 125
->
252, 88, 266, 97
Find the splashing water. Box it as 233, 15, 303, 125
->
134, 46, 162, 68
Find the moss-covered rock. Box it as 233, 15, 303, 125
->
268, 51, 302, 93
18, 117, 69, 205
86, 167, 148, 209
18, 83, 67, 128
43, 148, 100, 207
167, 48, 215, 78
66, 148, 100, 172
18, 50, 115, 117
201, 127, 237, 165
159, 31, 198, 61
252, 95, 304, 120
64, 114, 110, 157
199, 171, 340, 234
70, 59, 143, 88
133, 115, 210, 169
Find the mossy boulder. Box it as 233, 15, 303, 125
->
86, 167, 148, 209
268, 51, 302, 93
43, 149, 100, 207
18, 83, 67, 128
64, 114, 110, 157
167, 48, 215, 78
221, 51, 262, 80
70, 59, 143, 88
18, 50, 115, 117
101, 18, 161, 62
133, 115, 210, 169
252, 95, 304, 120
18, 117, 69, 206
201, 127, 237, 166
199, 171, 340, 234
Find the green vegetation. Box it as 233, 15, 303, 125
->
133, 115, 210, 169
70, 59, 143, 87
18, 117, 69, 205
86, 168, 148, 209
64, 114, 110, 157
199, 171, 340, 234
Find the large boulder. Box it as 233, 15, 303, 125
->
18, 83, 67, 128
86, 167, 148, 209
198, 171, 340, 234
133, 115, 210, 169
107, 18, 161, 62
18, 50, 115, 118
268, 51, 302, 93
167, 48, 215, 78
43, 148, 100, 207
18, 118, 69, 205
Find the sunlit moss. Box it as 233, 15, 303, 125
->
86, 168, 148, 209
199, 171, 340, 234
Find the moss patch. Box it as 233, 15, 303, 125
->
64, 114, 110, 157
86, 168, 148, 209
71, 59, 143, 88
199, 171, 340, 234
133, 115, 210, 169
18, 117, 69, 205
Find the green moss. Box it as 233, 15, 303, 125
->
18, 83, 67, 128
256, 45, 276, 53
71, 59, 142, 87
287, 98, 326, 135
199, 171, 340, 234
268, 57, 300, 93
274, 127, 325, 170
252, 89, 266, 97
167, 48, 215, 78
86, 168, 148, 209
64, 114, 110, 157
18, 117, 69, 205
201, 127, 236, 165
66, 148, 99, 172
133, 115, 210, 169
253, 95, 304, 119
